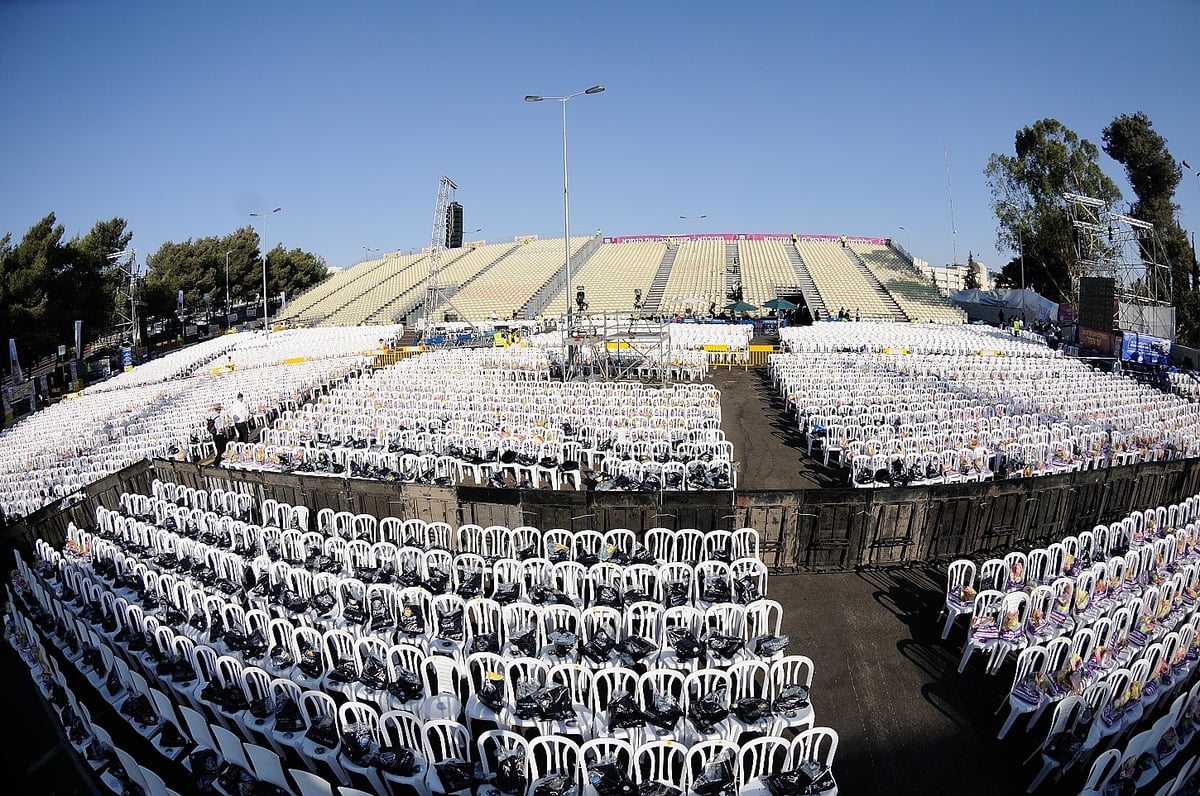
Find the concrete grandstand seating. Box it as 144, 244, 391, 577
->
658, 239, 726, 315
793, 239, 900, 321
851, 242, 964, 324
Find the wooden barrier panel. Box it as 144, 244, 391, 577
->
11, 454, 1198, 574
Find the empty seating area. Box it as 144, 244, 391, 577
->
282, 253, 420, 324
658, 240, 726, 315
737, 240, 798, 309
773, 323, 1200, 486
0, 328, 398, 520
792, 239, 896, 320
225, 346, 736, 491
431, 238, 590, 322
543, 241, 667, 316
8, 474, 839, 795
941, 495, 1200, 792
850, 242, 963, 324
320, 254, 429, 327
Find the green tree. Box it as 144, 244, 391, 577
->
0, 213, 66, 359
985, 119, 1122, 302
65, 217, 133, 345
143, 229, 328, 325
964, 251, 981, 290
1102, 111, 1199, 345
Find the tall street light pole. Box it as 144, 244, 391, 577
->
897, 226, 912, 259
224, 249, 232, 317
250, 207, 282, 332
525, 84, 605, 376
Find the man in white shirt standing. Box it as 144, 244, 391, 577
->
230, 392, 250, 443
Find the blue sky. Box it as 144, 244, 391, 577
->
2, 0, 1197, 278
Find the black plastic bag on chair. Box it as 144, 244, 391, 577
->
493, 582, 521, 605
549, 630, 578, 659
399, 602, 425, 636
607, 690, 645, 730
340, 723, 377, 766
470, 632, 500, 655
705, 633, 743, 660
691, 749, 736, 796
687, 687, 730, 733
513, 677, 541, 720
511, 627, 539, 658
621, 587, 650, 607
282, 589, 309, 614
700, 574, 731, 605
494, 745, 528, 796
536, 683, 574, 721
435, 758, 480, 793
582, 630, 616, 663
249, 696, 275, 721
763, 760, 834, 796
387, 666, 424, 703
643, 688, 683, 731
311, 588, 337, 616
120, 693, 158, 726
479, 671, 505, 712
662, 581, 690, 608
732, 696, 772, 724
753, 635, 790, 657
534, 771, 578, 796
274, 697, 305, 733
359, 655, 388, 691
456, 571, 483, 599
217, 763, 258, 795
733, 575, 762, 605
666, 627, 704, 660
773, 684, 810, 716
268, 644, 294, 672
422, 568, 450, 595
589, 757, 634, 796
342, 597, 367, 626
636, 782, 681, 796
368, 596, 394, 631
437, 607, 465, 641
594, 585, 622, 609
242, 629, 268, 659
616, 635, 657, 665
376, 743, 417, 777
305, 715, 339, 749
327, 657, 359, 684
189, 748, 224, 790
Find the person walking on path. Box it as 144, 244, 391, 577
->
230, 392, 250, 443
208, 403, 230, 465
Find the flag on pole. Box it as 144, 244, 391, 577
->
8, 338, 23, 383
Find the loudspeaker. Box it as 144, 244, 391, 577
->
1078, 277, 1115, 331
445, 202, 464, 249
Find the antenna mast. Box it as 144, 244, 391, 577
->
944, 143, 959, 265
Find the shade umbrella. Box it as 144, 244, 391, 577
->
762, 297, 798, 311
725, 300, 758, 313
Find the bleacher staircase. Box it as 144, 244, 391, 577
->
784, 245, 828, 320
842, 248, 908, 321
726, 242, 741, 302
641, 245, 678, 316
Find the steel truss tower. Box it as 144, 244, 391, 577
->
1063, 192, 1172, 330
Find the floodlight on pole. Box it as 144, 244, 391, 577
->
249, 207, 282, 332
524, 84, 605, 378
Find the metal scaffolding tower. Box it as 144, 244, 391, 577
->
1064, 192, 1172, 306
422, 176, 457, 328
106, 248, 140, 349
